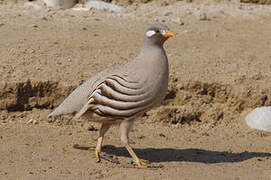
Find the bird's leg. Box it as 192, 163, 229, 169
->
125, 144, 146, 167
95, 123, 111, 162
120, 120, 146, 167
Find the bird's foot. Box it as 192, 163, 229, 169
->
135, 159, 147, 168
88, 146, 95, 151
95, 150, 101, 163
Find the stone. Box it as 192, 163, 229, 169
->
246, 106, 271, 132
43, 0, 77, 9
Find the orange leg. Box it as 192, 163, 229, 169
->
95, 123, 110, 162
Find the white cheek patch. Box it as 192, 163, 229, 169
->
146, 30, 156, 37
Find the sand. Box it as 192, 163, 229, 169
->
1, 0, 271, 179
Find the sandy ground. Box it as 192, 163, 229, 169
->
1, 0, 271, 179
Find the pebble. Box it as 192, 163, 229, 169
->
31, 24, 39, 28
41, 16, 48, 21
28, 119, 38, 124
78, 0, 126, 13
160, 1, 169, 6
199, 12, 209, 21
171, 18, 185, 26
164, 11, 173, 16
43, 0, 77, 9
137, 135, 145, 139
24, 2, 42, 10
87, 124, 97, 131
159, 133, 166, 137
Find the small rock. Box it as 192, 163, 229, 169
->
87, 124, 97, 131
246, 106, 271, 132
24, 2, 42, 10
32, 24, 39, 28
160, 1, 169, 6
199, 12, 209, 21
76, 0, 126, 13
73, 144, 79, 148
140, 0, 150, 3
159, 133, 166, 137
28, 119, 38, 124
171, 18, 184, 26
60, 169, 71, 174
17, 112, 27, 118
48, 118, 54, 123
164, 11, 173, 16
201, 132, 209, 136
137, 135, 145, 139
41, 16, 48, 21
0, 110, 8, 120
43, 0, 77, 9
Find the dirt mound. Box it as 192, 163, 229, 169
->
2, 0, 271, 5
1, 1, 271, 179
1, 76, 271, 126
1, 0, 271, 126
241, 0, 271, 4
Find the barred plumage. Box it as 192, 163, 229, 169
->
86, 76, 153, 119
48, 23, 174, 167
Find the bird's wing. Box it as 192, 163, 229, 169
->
72, 73, 155, 121
47, 72, 104, 117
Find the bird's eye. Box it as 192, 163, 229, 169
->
160, 30, 166, 35
155, 30, 160, 33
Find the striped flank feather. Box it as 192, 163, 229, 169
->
84, 75, 152, 119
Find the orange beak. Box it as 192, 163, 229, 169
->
163, 31, 174, 38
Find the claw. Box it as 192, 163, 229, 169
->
88, 146, 95, 151
135, 160, 147, 167
125, 145, 148, 168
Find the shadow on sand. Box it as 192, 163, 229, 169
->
74, 145, 271, 163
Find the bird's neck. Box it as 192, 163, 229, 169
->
136, 44, 168, 76
141, 37, 164, 50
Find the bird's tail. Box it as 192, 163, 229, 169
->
47, 108, 61, 118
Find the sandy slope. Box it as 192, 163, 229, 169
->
1, 1, 271, 179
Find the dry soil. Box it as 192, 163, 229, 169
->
1, 0, 271, 179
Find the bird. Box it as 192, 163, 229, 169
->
48, 23, 174, 167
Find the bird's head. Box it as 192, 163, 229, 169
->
144, 23, 174, 47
